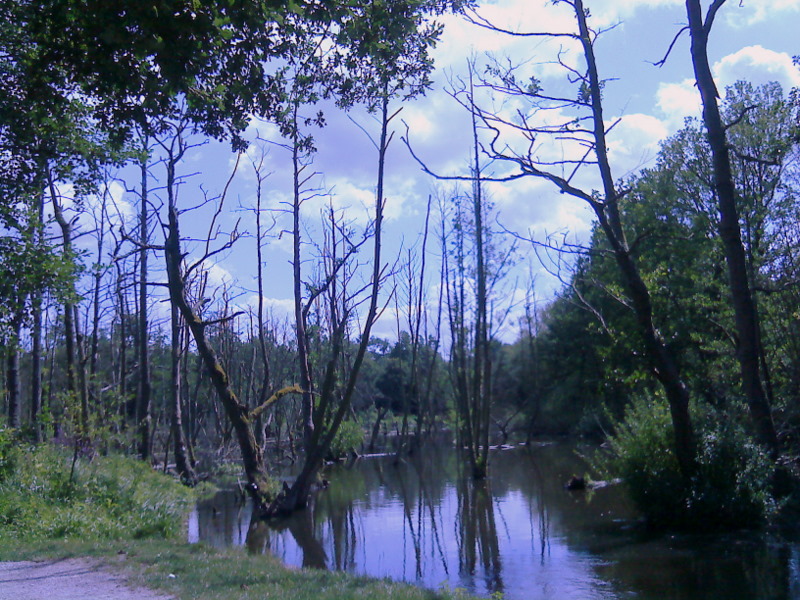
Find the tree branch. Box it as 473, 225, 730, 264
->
248, 384, 303, 422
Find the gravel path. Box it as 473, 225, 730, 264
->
0, 558, 173, 600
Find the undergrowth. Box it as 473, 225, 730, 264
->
0, 428, 196, 540
596, 395, 777, 530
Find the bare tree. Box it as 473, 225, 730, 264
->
48, 169, 91, 446
135, 134, 154, 460
409, 1, 698, 479
156, 115, 300, 507
269, 86, 394, 515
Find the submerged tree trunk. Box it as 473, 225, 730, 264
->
289, 112, 315, 456
572, 0, 697, 480
470, 66, 492, 480
165, 203, 271, 510
160, 128, 299, 512
271, 89, 391, 516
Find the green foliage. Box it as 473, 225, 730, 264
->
505, 81, 800, 439
0, 444, 195, 541
600, 396, 777, 530
328, 419, 365, 459
0, 428, 19, 483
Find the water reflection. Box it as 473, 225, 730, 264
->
190, 443, 800, 600
457, 478, 502, 594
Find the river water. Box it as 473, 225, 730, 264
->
188, 442, 800, 599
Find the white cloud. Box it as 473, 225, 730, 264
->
204, 262, 234, 289
401, 105, 438, 142
527, 194, 594, 240
606, 113, 669, 175
299, 177, 410, 226
433, 0, 581, 78
243, 295, 295, 321
105, 181, 135, 224
302, 179, 375, 225
656, 47, 799, 132
656, 78, 701, 129
713, 46, 800, 91
588, 0, 682, 26
724, 0, 800, 26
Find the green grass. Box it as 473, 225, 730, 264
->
1, 536, 470, 600
0, 438, 197, 540
0, 429, 476, 600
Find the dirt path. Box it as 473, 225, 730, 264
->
0, 558, 173, 600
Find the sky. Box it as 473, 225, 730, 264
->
92, 0, 800, 344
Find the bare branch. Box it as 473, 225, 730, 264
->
249, 384, 303, 422
651, 26, 689, 68
464, 8, 580, 40
704, 0, 727, 36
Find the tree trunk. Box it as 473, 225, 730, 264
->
170, 301, 197, 485
290, 109, 315, 455
685, 0, 778, 455
30, 190, 45, 441
30, 292, 43, 440
137, 149, 152, 460
574, 0, 697, 478
272, 88, 390, 516
165, 202, 270, 510
369, 405, 389, 452
6, 315, 22, 429
49, 170, 89, 442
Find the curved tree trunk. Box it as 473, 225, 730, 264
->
575, 0, 697, 479
165, 203, 270, 510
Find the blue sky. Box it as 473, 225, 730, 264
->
90, 0, 800, 343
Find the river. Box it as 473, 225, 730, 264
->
188, 442, 800, 599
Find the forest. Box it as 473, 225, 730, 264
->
2, 0, 800, 546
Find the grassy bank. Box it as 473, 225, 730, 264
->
0, 431, 472, 600
0, 538, 464, 600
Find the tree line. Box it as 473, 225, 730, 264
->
2, 0, 799, 526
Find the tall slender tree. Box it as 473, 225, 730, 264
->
684, 0, 778, 454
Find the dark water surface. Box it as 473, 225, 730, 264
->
188, 443, 800, 599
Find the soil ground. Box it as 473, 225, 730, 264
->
0, 558, 172, 600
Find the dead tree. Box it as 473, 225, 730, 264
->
157, 116, 299, 507
408, 0, 698, 480
269, 88, 393, 515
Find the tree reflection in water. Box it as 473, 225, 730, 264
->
246, 507, 328, 569
191, 443, 800, 600
456, 476, 503, 595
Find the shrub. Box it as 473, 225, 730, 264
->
328, 420, 365, 459
0, 427, 19, 483
600, 395, 776, 530
0, 445, 195, 541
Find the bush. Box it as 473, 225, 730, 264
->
0, 427, 20, 482
600, 395, 776, 530
0, 444, 195, 541
328, 420, 364, 459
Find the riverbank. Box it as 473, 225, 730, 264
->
0, 538, 466, 600
0, 437, 471, 600
0, 557, 172, 600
